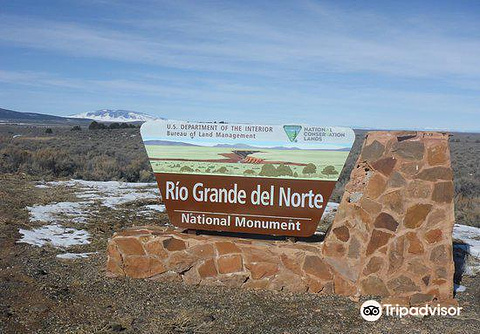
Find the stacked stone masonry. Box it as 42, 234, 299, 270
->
107, 131, 456, 305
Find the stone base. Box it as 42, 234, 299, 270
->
107, 131, 456, 304
107, 226, 453, 304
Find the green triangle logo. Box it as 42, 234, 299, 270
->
283, 125, 302, 142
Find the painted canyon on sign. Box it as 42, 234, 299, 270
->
141, 120, 354, 237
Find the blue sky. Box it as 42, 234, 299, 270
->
0, 0, 479, 131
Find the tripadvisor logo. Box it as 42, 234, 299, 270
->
360, 299, 462, 321
283, 125, 302, 142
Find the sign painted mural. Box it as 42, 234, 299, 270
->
141, 120, 355, 237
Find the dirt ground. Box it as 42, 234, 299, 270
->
1, 175, 479, 333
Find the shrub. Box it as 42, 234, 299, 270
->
45, 128, 53, 134
71, 126, 81, 131
216, 166, 228, 173
259, 164, 277, 176
243, 169, 255, 175
89, 121, 107, 130
302, 163, 317, 174
322, 165, 338, 175
180, 166, 194, 172
109, 123, 121, 129
276, 164, 293, 176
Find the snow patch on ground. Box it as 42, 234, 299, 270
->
18, 224, 90, 248
27, 202, 89, 224
56, 252, 96, 259
44, 180, 159, 208
453, 224, 480, 276
22, 180, 165, 252
453, 224, 480, 258
143, 204, 166, 212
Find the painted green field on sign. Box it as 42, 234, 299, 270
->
145, 145, 348, 180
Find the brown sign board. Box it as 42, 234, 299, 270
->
141, 120, 354, 237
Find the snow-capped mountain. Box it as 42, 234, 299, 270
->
70, 109, 159, 123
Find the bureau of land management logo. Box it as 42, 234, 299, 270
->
283, 125, 302, 142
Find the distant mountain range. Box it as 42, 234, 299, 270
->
0, 107, 92, 125
70, 109, 160, 123
0, 107, 160, 125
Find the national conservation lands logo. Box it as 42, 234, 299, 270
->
283, 125, 302, 142
140, 120, 355, 237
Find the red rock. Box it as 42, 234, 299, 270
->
347, 236, 361, 259
333, 226, 350, 242
107, 243, 123, 264
123, 255, 166, 278
198, 259, 217, 278
400, 161, 423, 175
366, 174, 387, 199
435, 267, 448, 279
360, 275, 389, 296
427, 209, 446, 226
334, 275, 356, 295
307, 278, 325, 293
114, 237, 146, 256
106, 257, 124, 277
215, 241, 241, 255
427, 143, 448, 165
387, 172, 407, 188
162, 238, 186, 251
303, 255, 332, 280
430, 244, 448, 264
243, 247, 277, 263
144, 240, 168, 258
188, 244, 215, 258
406, 232, 424, 254
371, 157, 397, 176
359, 197, 382, 216
323, 242, 346, 258
431, 182, 454, 203
363, 256, 383, 275
407, 259, 430, 276
269, 272, 307, 292
388, 235, 405, 274
182, 269, 202, 285
217, 254, 243, 274
361, 140, 385, 161
393, 140, 425, 160
387, 275, 420, 293
246, 262, 278, 279
380, 189, 405, 214
404, 204, 432, 228
280, 252, 304, 275
374, 212, 399, 232
425, 229, 443, 243
366, 229, 393, 255
167, 251, 197, 273
415, 167, 453, 181
406, 180, 432, 199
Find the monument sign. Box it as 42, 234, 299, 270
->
141, 120, 354, 237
